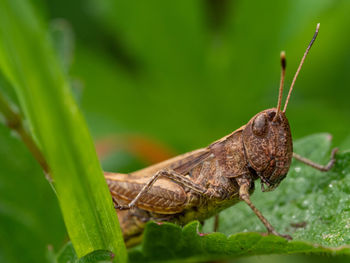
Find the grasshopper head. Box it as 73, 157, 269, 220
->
242, 108, 293, 192
241, 23, 320, 191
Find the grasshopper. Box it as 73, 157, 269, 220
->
105, 23, 337, 246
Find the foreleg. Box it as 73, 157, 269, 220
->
237, 177, 292, 240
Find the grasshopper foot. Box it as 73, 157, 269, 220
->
269, 230, 292, 240
112, 197, 135, 210
114, 204, 134, 210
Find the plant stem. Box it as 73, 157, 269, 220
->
0, 92, 50, 174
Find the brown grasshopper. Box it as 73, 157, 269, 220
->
105, 23, 337, 246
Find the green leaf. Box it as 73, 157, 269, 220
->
78, 250, 113, 263
0, 1, 126, 262
129, 221, 350, 263
55, 242, 113, 263
56, 242, 78, 263
127, 134, 350, 262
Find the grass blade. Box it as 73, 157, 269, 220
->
0, 1, 126, 261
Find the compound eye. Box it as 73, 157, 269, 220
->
252, 114, 268, 136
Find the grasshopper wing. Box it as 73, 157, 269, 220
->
105, 148, 212, 214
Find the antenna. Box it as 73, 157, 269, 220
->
283, 23, 320, 112
274, 51, 286, 121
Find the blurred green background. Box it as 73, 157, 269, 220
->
1, 0, 350, 262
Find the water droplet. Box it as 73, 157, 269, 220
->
329, 184, 333, 188
295, 167, 301, 173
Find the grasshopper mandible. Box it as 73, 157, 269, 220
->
105, 23, 337, 246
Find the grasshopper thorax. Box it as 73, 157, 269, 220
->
242, 108, 293, 192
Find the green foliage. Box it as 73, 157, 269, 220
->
0, 123, 66, 263
0, 0, 126, 262
64, 0, 350, 150
53, 242, 113, 263
0, 0, 350, 262
129, 221, 350, 263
